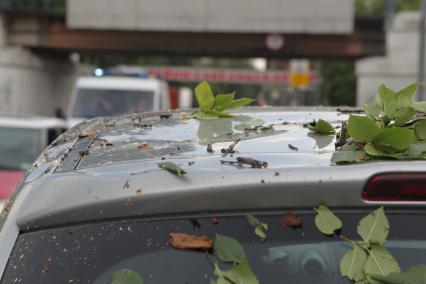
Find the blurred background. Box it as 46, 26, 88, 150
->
0, 0, 424, 197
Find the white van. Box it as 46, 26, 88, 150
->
67, 76, 170, 128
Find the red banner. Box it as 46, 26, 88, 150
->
146, 67, 319, 85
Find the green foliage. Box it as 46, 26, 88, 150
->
214, 234, 246, 264
111, 269, 144, 284
355, 0, 420, 16
357, 207, 390, 245
213, 260, 259, 284
314, 205, 403, 283
246, 214, 268, 239
369, 265, 426, 284
319, 61, 356, 106
157, 162, 187, 176
212, 235, 259, 284
348, 115, 381, 142
330, 150, 366, 164
333, 83, 426, 164
306, 119, 336, 135
340, 244, 368, 281
193, 81, 253, 119
313, 205, 342, 235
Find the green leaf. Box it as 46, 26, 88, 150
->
213, 92, 235, 111
357, 207, 389, 245
315, 119, 335, 134
214, 259, 259, 284
222, 98, 253, 110
373, 127, 415, 152
254, 227, 266, 239
394, 107, 416, 126
214, 234, 246, 264
246, 214, 258, 227
369, 265, 426, 284
378, 84, 397, 118
246, 214, 268, 239
122, 179, 130, 189
348, 115, 381, 143
157, 162, 187, 177
331, 150, 366, 164
395, 82, 419, 108
195, 81, 215, 111
314, 205, 343, 235
112, 269, 144, 284
415, 120, 426, 140
340, 244, 368, 281
364, 144, 402, 158
192, 111, 220, 120
364, 245, 400, 277
413, 101, 426, 113
364, 103, 382, 119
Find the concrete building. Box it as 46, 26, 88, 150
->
68, 0, 353, 34
357, 12, 421, 106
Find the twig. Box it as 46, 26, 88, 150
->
221, 157, 268, 169
335, 121, 347, 149
207, 144, 214, 153
221, 139, 240, 154
288, 144, 298, 151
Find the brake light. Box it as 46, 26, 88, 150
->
363, 172, 426, 202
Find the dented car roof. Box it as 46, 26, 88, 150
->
3, 107, 426, 232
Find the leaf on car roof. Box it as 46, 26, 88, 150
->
213, 259, 259, 284
214, 234, 246, 264
306, 119, 335, 135
246, 214, 268, 239
331, 150, 366, 164
281, 212, 302, 229
368, 264, 426, 284
339, 243, 367, 281
347, 115, 381, 143
168, 232, 213, 250
111, 269, 144, 284
314, 205, 342, 235
364, 245, 400, 277
357, 206, 389, 245
157, 162, 187, 177
192, 81, 253, 120
122, 179, 130, 189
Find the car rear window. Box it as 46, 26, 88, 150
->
2, 210, 426, 283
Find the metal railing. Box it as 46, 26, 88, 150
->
0, 0, 66, 14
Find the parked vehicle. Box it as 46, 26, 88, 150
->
0, 116, 66, 200
67, 76, 170, 127
0, 108, 424, 283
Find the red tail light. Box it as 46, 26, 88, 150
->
363, 172, 426, 202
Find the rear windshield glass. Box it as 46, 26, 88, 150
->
72, 88, 155, 118
2, 211, 426, 283
0, 127, 43, 170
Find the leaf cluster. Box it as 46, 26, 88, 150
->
333, 83, 426, 164
212, 234, 259, 284
306, 119, 336, 135
314, 205, 426, 284
193, 81, 253, 119
246, 214, 268, 239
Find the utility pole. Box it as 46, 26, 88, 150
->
418, 0, 426, 100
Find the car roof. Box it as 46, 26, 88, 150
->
4, 107, 426, 231
0, 116, 66, 129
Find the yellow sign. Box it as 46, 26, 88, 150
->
289, 59, 311, 89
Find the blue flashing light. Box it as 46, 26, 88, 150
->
94, 68, 104, 77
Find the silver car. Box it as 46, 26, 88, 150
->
0, 108, 424, 283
